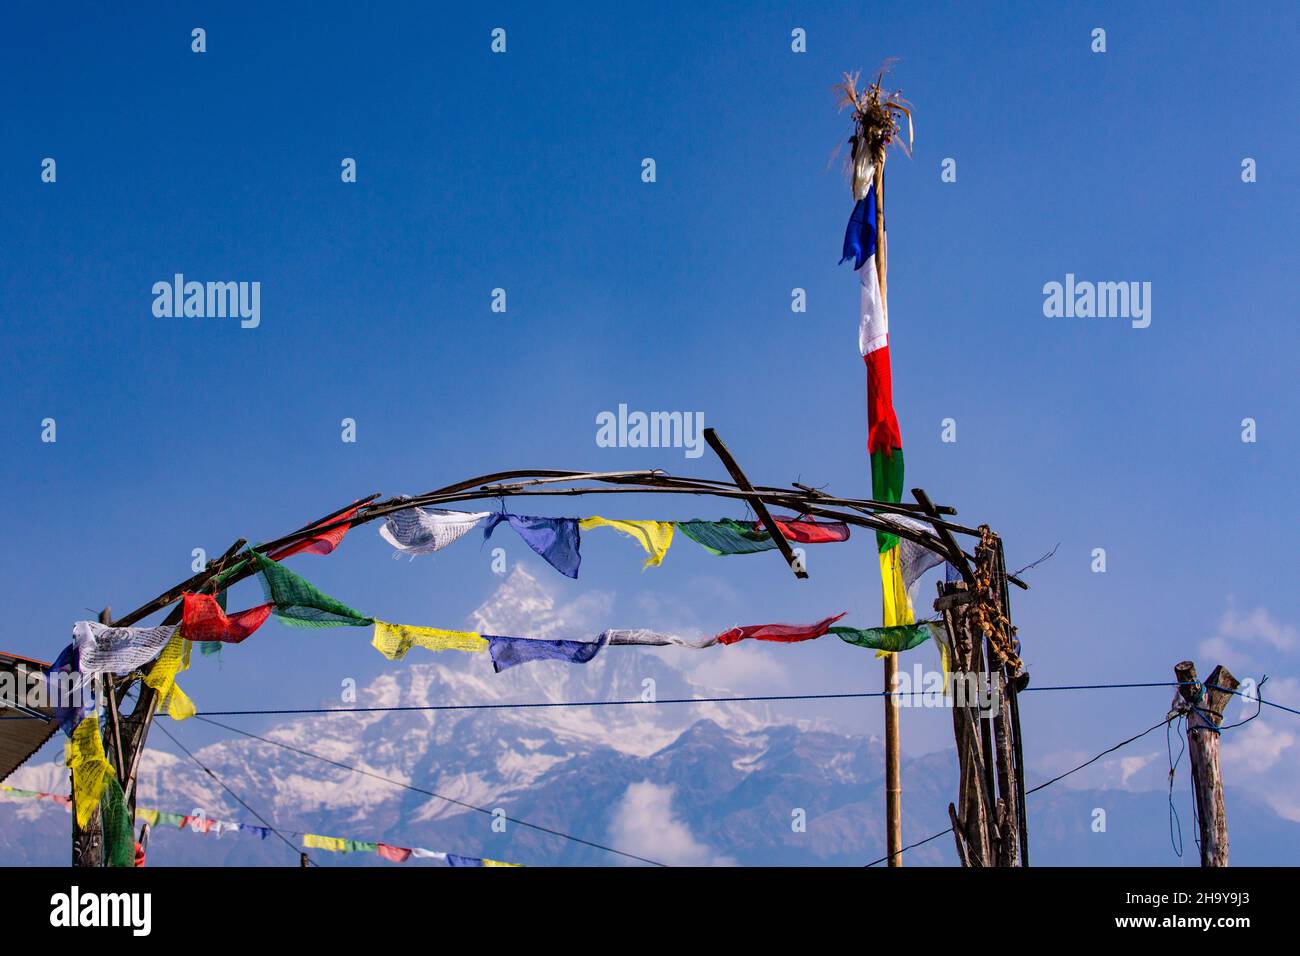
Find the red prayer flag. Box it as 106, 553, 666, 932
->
715, 613, 846, 646
182, 592, 273, 644
376, 843, 413, 863
268, 504, 361, 561
762, 516, 851, 544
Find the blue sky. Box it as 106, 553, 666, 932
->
2, 2, 1296, 818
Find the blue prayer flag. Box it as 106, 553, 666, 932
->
483, 514, 582, 579
485, 634, 606, 673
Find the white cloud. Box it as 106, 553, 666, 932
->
685, 647, 787, 694
1198, 603, 1298, 671
1223, 721, 1294, 775
607, 781, 736, 866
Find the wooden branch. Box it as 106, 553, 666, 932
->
98, 607, 127, 780
703, 429, 807, 580
912, 488, 976, 586
89, 469, 1020, 680
948, 803, 972, 867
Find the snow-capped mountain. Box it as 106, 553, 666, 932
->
4, 569, 1298, 867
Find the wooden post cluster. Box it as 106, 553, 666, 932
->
1173, 660, 1239, 867
934, 528, 1028, 866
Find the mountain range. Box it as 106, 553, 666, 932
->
4, 568, 1296, 867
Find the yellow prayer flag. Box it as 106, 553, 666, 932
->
65, 717, 114, 828
144, 632, 196, 720
136, 807, 160, 826
482, 858, 523, 867
579, 517, 675, 568
371, 621, 487, 661
876, 546, 914, 657
303, 833, 348, 852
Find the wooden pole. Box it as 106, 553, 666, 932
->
870, 154, 903, 867
940, 580, 992, 865
936, 530, 1027, 867
883, 652, 902, 865
72, 610, 118, 867
1174, 661, 1239, 866
100, 608, 127, 781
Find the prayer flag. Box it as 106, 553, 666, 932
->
101, 776, 135, 867
142, 631, 196, 721
485, 633, 607, 673
715, 613, 846, 646
765, 516, 850, 544
65, 717, 112, 828
73, 621, 177, 676
601, 629, 719, 649
676, 519, 776, 556
302, 834, 348, 852
841, 170, 908, 630
268, 504, 360, 561
371, 621, 487, 660
831, 622, 937, 653
181, 592, 272, 644
47, 643, 95, 736
377, 843, 413, 863
483, 513, 582, 579
380, 507, 491, 556
579, 517, 675, 568
254, 552, 372, 628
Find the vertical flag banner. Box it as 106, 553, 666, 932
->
842, 167, 909, 629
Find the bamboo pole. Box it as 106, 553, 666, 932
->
883, 651, 902, 865
871, 155, 903, 866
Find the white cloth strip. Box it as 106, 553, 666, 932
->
410, 848, 448, 860
856, 166, 888, 356
379, 507, 492, 556
601, 629, 719, 650
73, 621, 178, 676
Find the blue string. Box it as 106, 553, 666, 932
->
1165, 715, 1185, 859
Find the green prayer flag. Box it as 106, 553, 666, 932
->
831, 622, 935, 653
253, 552, 372, 628
676, 519, 777, 556
100, 775, 135, 868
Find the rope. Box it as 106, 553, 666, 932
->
193, 715, 668, 867
186, 690, 910, 718
171, 680, 1211, 719
1165, 716, 1185, 858
154, 721, 316, 866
